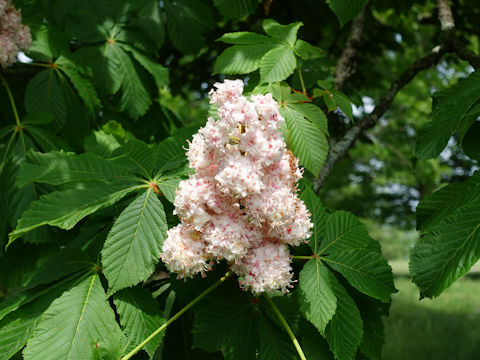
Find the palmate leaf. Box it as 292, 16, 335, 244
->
214, 43, 278, 75
357, 296, 386, 360
23, 125, 71, 152
416, 171, 480, 231
325, 274, 363, 360
111, 138, 155, 178
298, 259, 337, 334
462, 121, 480, 161
0, 275, 81, 360
262, 19, 302, 47
24, 69, 66, 129
300, 186, 329, 253
289, 103, 329, 135
260, 46, 297, 83
114, 286, 166, 357
318, 211, 370, 255
410, 202, 480, 298
323, 249, 395, 302
79, 43, 124, 95
102, 188, 168, 294
16, 150, 132, 187
9, 180, 140, 243
214, 0, 261, 21
416, 69, 480, 159
164, 0, 214, 54
192, 294, 259, 359
280, 106, 328, 175
123, 45, 169, 89
326, 0, 367, 27
154, 136, 187, 176
217, 32, 275, 45
24, 274, 125, 360
111, 45, 152, 119
157, 178, 181, 203
56, 57, 101, 114
298, 320, 333, 360
257, 314, 297, 360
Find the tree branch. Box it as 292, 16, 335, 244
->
313, 45, 446, 192
334, 0, 370, 90
437, 0, 480, 69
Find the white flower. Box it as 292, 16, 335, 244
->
161, 79, 313, 293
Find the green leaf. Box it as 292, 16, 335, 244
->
323, 91, 337, 112
165, 0, 214, 54
192, 294, 259, 358
410, 202, 480, 298
298, 259, 337, 334
114, 286, 166, 357
318, 211, 370, 255
326, 0, 367, 27
214, 0, 261, 21
22, 112, 53, 125
462, 121, 480, 161
24, 274, 125, 360
102, 189, 168, 294
325, 274, 363, 360
157, 178, 181, 203
280, 106, 328, 175
84, 130, 121, 158
358, 297, 385, 360
298, 320, 333, 360
217, 32, 276, 45
331, 88, 353, 121
9, 181, 139, 242
112, 46, 152, 119
416, 70, 480, 159
289, 103, 329, 135
299, 187, 328, 254
80, 43, 124, 95
257, 313, 297, 360
16, 150, 132, 187
323, 249, 395, 302
111, 138, 154, 178
24, 69, 66, 129
262, 19, 303, 47
416, 172, 480, 231
23, 125, 70, 151
56, 57, 101, 114
124, 45, 169, 89
154, 136, 187, 176
293, 39, 324, 60
0, 275, 80, 360
214, 43, 277, 75
260, 46, 296, 83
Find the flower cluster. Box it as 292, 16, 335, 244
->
161, 80, 313, 294
0, 0, 31, 68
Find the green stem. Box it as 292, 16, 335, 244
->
121, 271, 234, 360
264, 293, 307, 360
1, 73, 21, 127
292, 255, 314, 260
0, 73, 26, 155
297, 67, 307, 96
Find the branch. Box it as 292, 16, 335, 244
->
313, 45, 446, 192
437, 0, 480, 69
334, 0, 370, 90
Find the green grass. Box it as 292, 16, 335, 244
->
383, 277, 480, 360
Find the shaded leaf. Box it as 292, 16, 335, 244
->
102, 189, 168, 294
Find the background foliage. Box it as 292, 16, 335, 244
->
0, 0, 479, 359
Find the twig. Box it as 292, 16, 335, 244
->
437, 0, 480, 69
334, 0, 370, 90
264, 293, 307, 360
314, 45, 446, 192
121, 271, 234, 360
